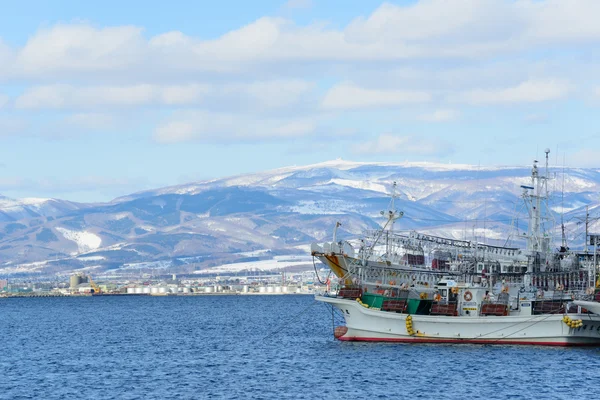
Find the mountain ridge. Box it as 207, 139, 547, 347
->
1, 159, 599, 277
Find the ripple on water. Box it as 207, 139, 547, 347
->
2, 295, 600, 399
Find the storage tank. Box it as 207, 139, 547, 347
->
151, 287, 159, 294
70, 275, 82, 289
258, 286, 266, 293
282, 286, 289, 293
274, 286, 282, 293
182, 287, 190, 293
204, 286, 214, 293
158, 287, 168, 294
242, 285, 249, 293
135, 287, 143, 294
127, 287, 136, 294
142, 287, 151, 294
267, 286, 274, 293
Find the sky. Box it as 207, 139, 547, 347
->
0, 0, 599, 202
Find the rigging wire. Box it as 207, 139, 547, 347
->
312, 256, 332, 285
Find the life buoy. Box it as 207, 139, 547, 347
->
464, 291, 473, 302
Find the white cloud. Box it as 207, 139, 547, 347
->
418, 109, 458, 122
353, 133, 450, 156
154, 111, 316, 144
15, 24, 145, 75
0, 1, 598, 80
453, 80, 571, 105
15, 84, 159, 109
321, 83, 431, 110
14, 81, 310, 110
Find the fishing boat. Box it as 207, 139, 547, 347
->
312, 150, 600, 346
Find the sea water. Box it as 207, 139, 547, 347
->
1, 295, 600, 399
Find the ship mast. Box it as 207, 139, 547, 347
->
522, 148, 551, 254
380, 181, 403, 256
519, 149, 553, 286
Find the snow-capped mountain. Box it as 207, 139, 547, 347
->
1, 160, 599, 276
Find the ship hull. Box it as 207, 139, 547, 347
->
317, 295, 600, 346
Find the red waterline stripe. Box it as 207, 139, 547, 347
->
338, 336, 599, 347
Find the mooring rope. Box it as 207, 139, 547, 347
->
263, 300, 319, 340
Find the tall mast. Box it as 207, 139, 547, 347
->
523, 148, 551, 253
379, 181, 403, 257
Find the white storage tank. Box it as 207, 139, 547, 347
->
204, 286, 214, 293
143, 287, 151, 294
258, 286, 266, 293
242, 285, 249, 293
158, 287, 168, 294
275, 286, 282, 293
135, 287, 143, 294
182, 287, 190, 293
151, 287, 159, 294
127, 287, 136, 294
282, 286, 289, 293
267, 286, 274, 293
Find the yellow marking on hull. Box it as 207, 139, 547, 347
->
323, 254, 353, 286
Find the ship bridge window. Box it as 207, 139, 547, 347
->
441, 289, 447, 297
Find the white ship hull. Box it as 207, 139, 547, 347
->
317, 295, 600, 346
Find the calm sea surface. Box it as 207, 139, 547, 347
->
2, 295, 600, 399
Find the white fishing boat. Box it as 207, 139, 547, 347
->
312, 149, 600, 346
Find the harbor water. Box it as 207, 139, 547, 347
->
2, 295, 600, 399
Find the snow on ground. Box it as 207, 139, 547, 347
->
293, 244, 312, 252
121, 260, 173, 270
236, 249, 273, 257
206, 221, 226, 232
328, 179, 388, 194
55, 227, 102, 253
0, 260, 48, 274
0, 197, 50, 207
195, 258, 315, 274
286, 200, 350, 215
76, 256, 106, 261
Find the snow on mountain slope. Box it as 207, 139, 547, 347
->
55, 227, 102, 253
2, 159, 600, 275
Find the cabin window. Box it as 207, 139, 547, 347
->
441, 289, 447, 297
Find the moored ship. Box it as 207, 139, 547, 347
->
312, 150, 600, 346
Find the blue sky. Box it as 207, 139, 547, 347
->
1, 0, 599, 202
